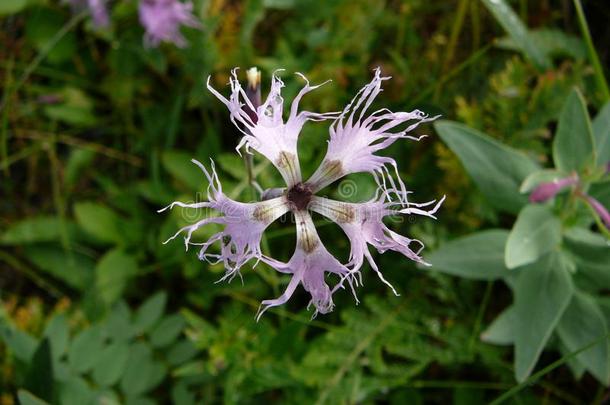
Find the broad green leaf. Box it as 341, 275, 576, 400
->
64, 149, 95, 189
590, 180, 610, 207
24, 338, 54, 401
217, 153, 246, 180
95, 249, 139, 305
519, 169, 564, 194
74, 202, 123, 244
557, 291, 610, 385
565, 228, 610, 289
514, 253, 574, 382
58, 377, 95, 405
171, 382, 196, 405
149, 314, 185, 348
68, 325, 105, 373
552, 88, 596, 173
0, 0, 27, 15
167, 340, 198, 366
593, 102, 610, 166
161, 150, 203, 191
0, 217, 78, 245
481, 0, 550, 71
17, 390, 51, 405
505, 205, 561, 269
104, 301, 136, 341
496, 28, 586, 60
24, 245, 95, 290
481, 306, 515, 345
0, 323, 37, 362
92, 341, 130, 386
134, 292, 167, 334
24, 7, 76, 64
43, 314, 69, 363
120, 342, 167, 395
435, 121, 539, 214
425, 229, 509, 279
43, 88, 97, 126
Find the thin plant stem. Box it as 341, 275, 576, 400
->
468, 280, 493, 353
572, 0, 610, 103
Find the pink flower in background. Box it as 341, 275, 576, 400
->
67, 0, 109, 27
138, 0, 201, 48
160, 68, 443, 319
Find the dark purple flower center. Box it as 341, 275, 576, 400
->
287, 182, 313, 211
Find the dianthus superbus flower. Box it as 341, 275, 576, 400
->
160, 68, 444, 319
139, 0, 201, 48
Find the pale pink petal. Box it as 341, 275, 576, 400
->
256, 211, 358, 320
307, 68, 438, 201
159, 159, 289, 281
584, 195, 610, 230
309, 192, 445, 295
207, 70, 338, 187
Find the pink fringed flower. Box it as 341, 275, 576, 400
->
67, 0, 109, 27
160, 68, 443, 319
139, 0, 201, 48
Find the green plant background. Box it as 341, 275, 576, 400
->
1, 0, 610, 403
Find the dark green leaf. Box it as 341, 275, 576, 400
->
435, 120, 539, 214
24, 245, 95, 290
514, 252, 574, 382
565, 228, 610, 289
43, 314, 69, 363
552, 88, 595, 173
0, 323, 37, 362
0, 217, 78, 245
505, 205, 561, 269
496, 29, 586, 60
557, 291, 610, 385
58, 377, 95, 405
425, 229, 509, 279
120, 342, 167, 395
24, 338, 54, 402
161, 151, 203, 192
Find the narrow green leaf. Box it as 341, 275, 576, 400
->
557, 291, 610, 385
0, 217, 78, 245
552, 88, 596, 173
514, 253, 574, 382
95, 249, 139, 305
0, 0, 27, 15
592, 102, 610, 166
505, 205, 561, 269
435, 120, 539, 214
24, 338, 54, 401
24, 245, 95, 290
134, 292, 167, 334
481, 306, 515, 345
74, 202, 123, 244
481, 0, 551, 70
425, 229, 509, 279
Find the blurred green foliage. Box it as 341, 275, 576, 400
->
2, 0, 610, 403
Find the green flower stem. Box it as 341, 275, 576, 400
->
573, 0, 610, 103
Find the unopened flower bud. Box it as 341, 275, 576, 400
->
529, 174, 579, 203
